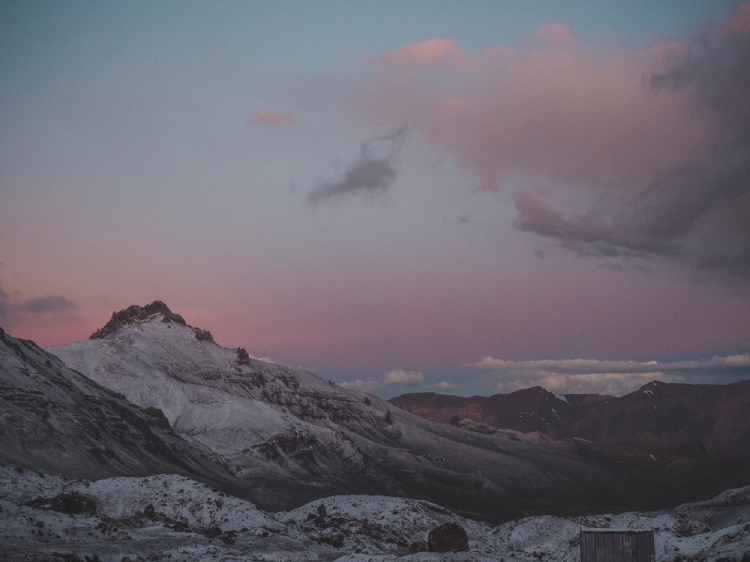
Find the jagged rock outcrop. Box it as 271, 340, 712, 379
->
89, 300, 186, 339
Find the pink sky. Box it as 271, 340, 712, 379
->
2, 2, 749, 397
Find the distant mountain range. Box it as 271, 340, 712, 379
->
2, 301, 749, 528
388, 382, 750, 499
388, 382, 750, 455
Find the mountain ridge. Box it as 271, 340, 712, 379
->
43, 302, 750, 523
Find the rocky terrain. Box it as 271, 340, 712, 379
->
45, 302, 721, 523
1, 464, 748, 561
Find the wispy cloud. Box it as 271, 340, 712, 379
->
251, 109, 296, 126
379, 38, 462, 68
307, 128, 407, 206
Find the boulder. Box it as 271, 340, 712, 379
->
428, 521, 469, 553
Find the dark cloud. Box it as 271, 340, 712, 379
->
514, 12, 750, 276
0, 281, 79, 330
307, 128, 407, 206
18, 295, 78, 314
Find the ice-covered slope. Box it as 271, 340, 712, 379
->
1, 465, 748, 562
0, 326, 249, 496
50, 303, 687, 522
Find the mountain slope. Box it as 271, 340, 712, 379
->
48, 302, 730, 523
0, 326, 252, 498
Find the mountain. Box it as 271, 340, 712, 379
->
388, 383, 750, 454
388, 385, 750, 500
47, 302, 741, 523
0, 326, 250, 497
2, 463, 748, 561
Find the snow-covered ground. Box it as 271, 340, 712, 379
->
1, 464, 748, 562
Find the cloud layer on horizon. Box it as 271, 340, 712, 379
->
362, 4, 750, 275
468, 353, 750, 395
340, 367, 424, 392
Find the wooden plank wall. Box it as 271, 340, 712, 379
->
580, 531, 655, 562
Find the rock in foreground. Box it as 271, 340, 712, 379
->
428, 521, 469, 552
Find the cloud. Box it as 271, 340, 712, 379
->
341, 366, 427, 392
251, 110, 296, 126
379, 38, 462, 67
18, 295, 77, 314
0, 282, 79, 329
339, 379, 381, 392
468, 353, 750, 396
533, 23, 570, 38
362, 6, 750, 275
384, 369, 425, 385
495, 371, 680, 396
431, 381, 461, 390
307, 128, 407, 205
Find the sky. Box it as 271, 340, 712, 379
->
2, 1, 750, 399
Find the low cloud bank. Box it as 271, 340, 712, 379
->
340, 367, 425, 393
468, 353, 750, 395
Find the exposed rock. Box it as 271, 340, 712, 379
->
236, 347, 250, 365
143, 504, 156, 520
201, 526, 223, 539
428, 521, 469, 553
26, 492, 97, 515
409, 540, 429, 552
194, 328, 214, 343
90, 301, 186, 339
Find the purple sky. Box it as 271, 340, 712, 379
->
2, 1, 750, 398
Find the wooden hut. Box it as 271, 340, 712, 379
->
580, 530, 655, 562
